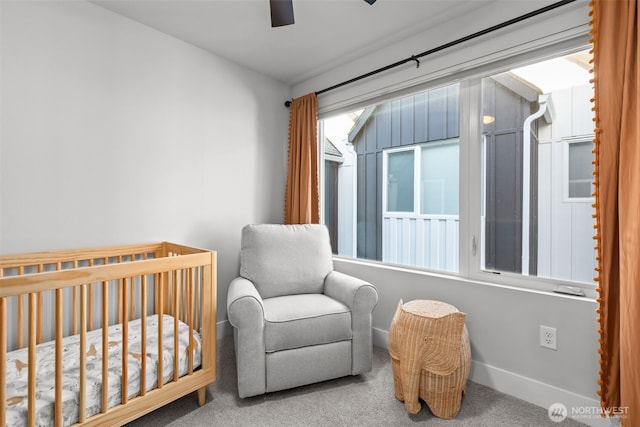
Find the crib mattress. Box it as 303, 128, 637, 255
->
4, 314, 202, 427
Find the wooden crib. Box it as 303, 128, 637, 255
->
0, 242, 217, 426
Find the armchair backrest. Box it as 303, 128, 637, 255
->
240, 224, 334, 299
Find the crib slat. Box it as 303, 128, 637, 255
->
173, 271, 180, 382
181, 269, 187, 320
37, 265, 43, 345
122, 277, 129, 404
79, 284, 87, 423
157, 273, 164, 390
73, 286, 78, 334
0, 295, 6, 427
17, 294, 24, 349
88, 259, 94, 331
117, 277, 123, 324
117, 256, 123, 324
188, 268, 194, 375
53, 260, 63, 426
141, 274, 148, 396
17, 266, 24, 348
73, 261, 79, 335
195, 267, 201, 331
101, 280, 109, 413
55, 288, 63, 425
154, 272, 159, 317
17, 267, 24, 349
130, 271, 135, 321
28, 293, 37, 427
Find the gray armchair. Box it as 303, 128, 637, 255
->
227, 224, 379, 398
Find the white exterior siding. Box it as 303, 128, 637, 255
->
383, 215, 459, 272
537, 84, 596, 284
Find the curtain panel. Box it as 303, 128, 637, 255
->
284, 93, 320, 224
591, 1, 639, 425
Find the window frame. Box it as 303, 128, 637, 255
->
563, 136, 596, 203
319, 42, 597, 298
382, 139, 460, 218
382, 145, 418, 216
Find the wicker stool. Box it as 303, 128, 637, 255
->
388, 299, 471, 418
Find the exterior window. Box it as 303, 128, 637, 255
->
420, 142, 459, 215
567, 140, 594, 199
386, 149, 415, 212
321, 47, 595, 289
383, 142, 459, 216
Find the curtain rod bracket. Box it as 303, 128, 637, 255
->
410, 55, 420, 68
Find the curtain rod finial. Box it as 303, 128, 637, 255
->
284, 100, 292, 107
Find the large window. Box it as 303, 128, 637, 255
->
321, 48, 595, 290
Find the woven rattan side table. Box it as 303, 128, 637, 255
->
388, 299, 471, 418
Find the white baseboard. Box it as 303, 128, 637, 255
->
217, 319, 233, 339
471, 361, 618, 427
372, 327, 618, 427
372, 326, 388, 349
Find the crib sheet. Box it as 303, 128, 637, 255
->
4, 314, 202, 427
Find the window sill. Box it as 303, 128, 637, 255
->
332, 255, 599, 301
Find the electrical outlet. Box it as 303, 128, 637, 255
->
540, 325, 557, 350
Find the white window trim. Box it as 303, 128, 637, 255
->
563, 135, 596, 203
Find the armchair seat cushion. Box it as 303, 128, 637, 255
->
263, 294, 352, 353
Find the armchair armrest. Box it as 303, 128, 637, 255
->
227, 277, 265, 329
324, 271, 378, 375
324, 271, 378, 313
227, 277, 267, 397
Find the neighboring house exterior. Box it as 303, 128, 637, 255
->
348, 84, 460, 269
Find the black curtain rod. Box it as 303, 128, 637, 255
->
284, 0, 576, 107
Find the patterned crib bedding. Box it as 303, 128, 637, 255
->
4, 314, 202, 427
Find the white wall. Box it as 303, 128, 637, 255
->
0, 0, 290, 324
296, 1, 611, 425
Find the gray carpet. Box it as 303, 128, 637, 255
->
125, 336, 587, 427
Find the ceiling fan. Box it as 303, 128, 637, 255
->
270, 0, 377, 27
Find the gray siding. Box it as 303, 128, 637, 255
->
483, 78, 538, 274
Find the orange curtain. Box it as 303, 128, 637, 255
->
284, 93, 320, 224
591, 1, 639, 425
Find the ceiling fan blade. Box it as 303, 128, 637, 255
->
270, 0, 295, 27
363, 0, 377, 4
